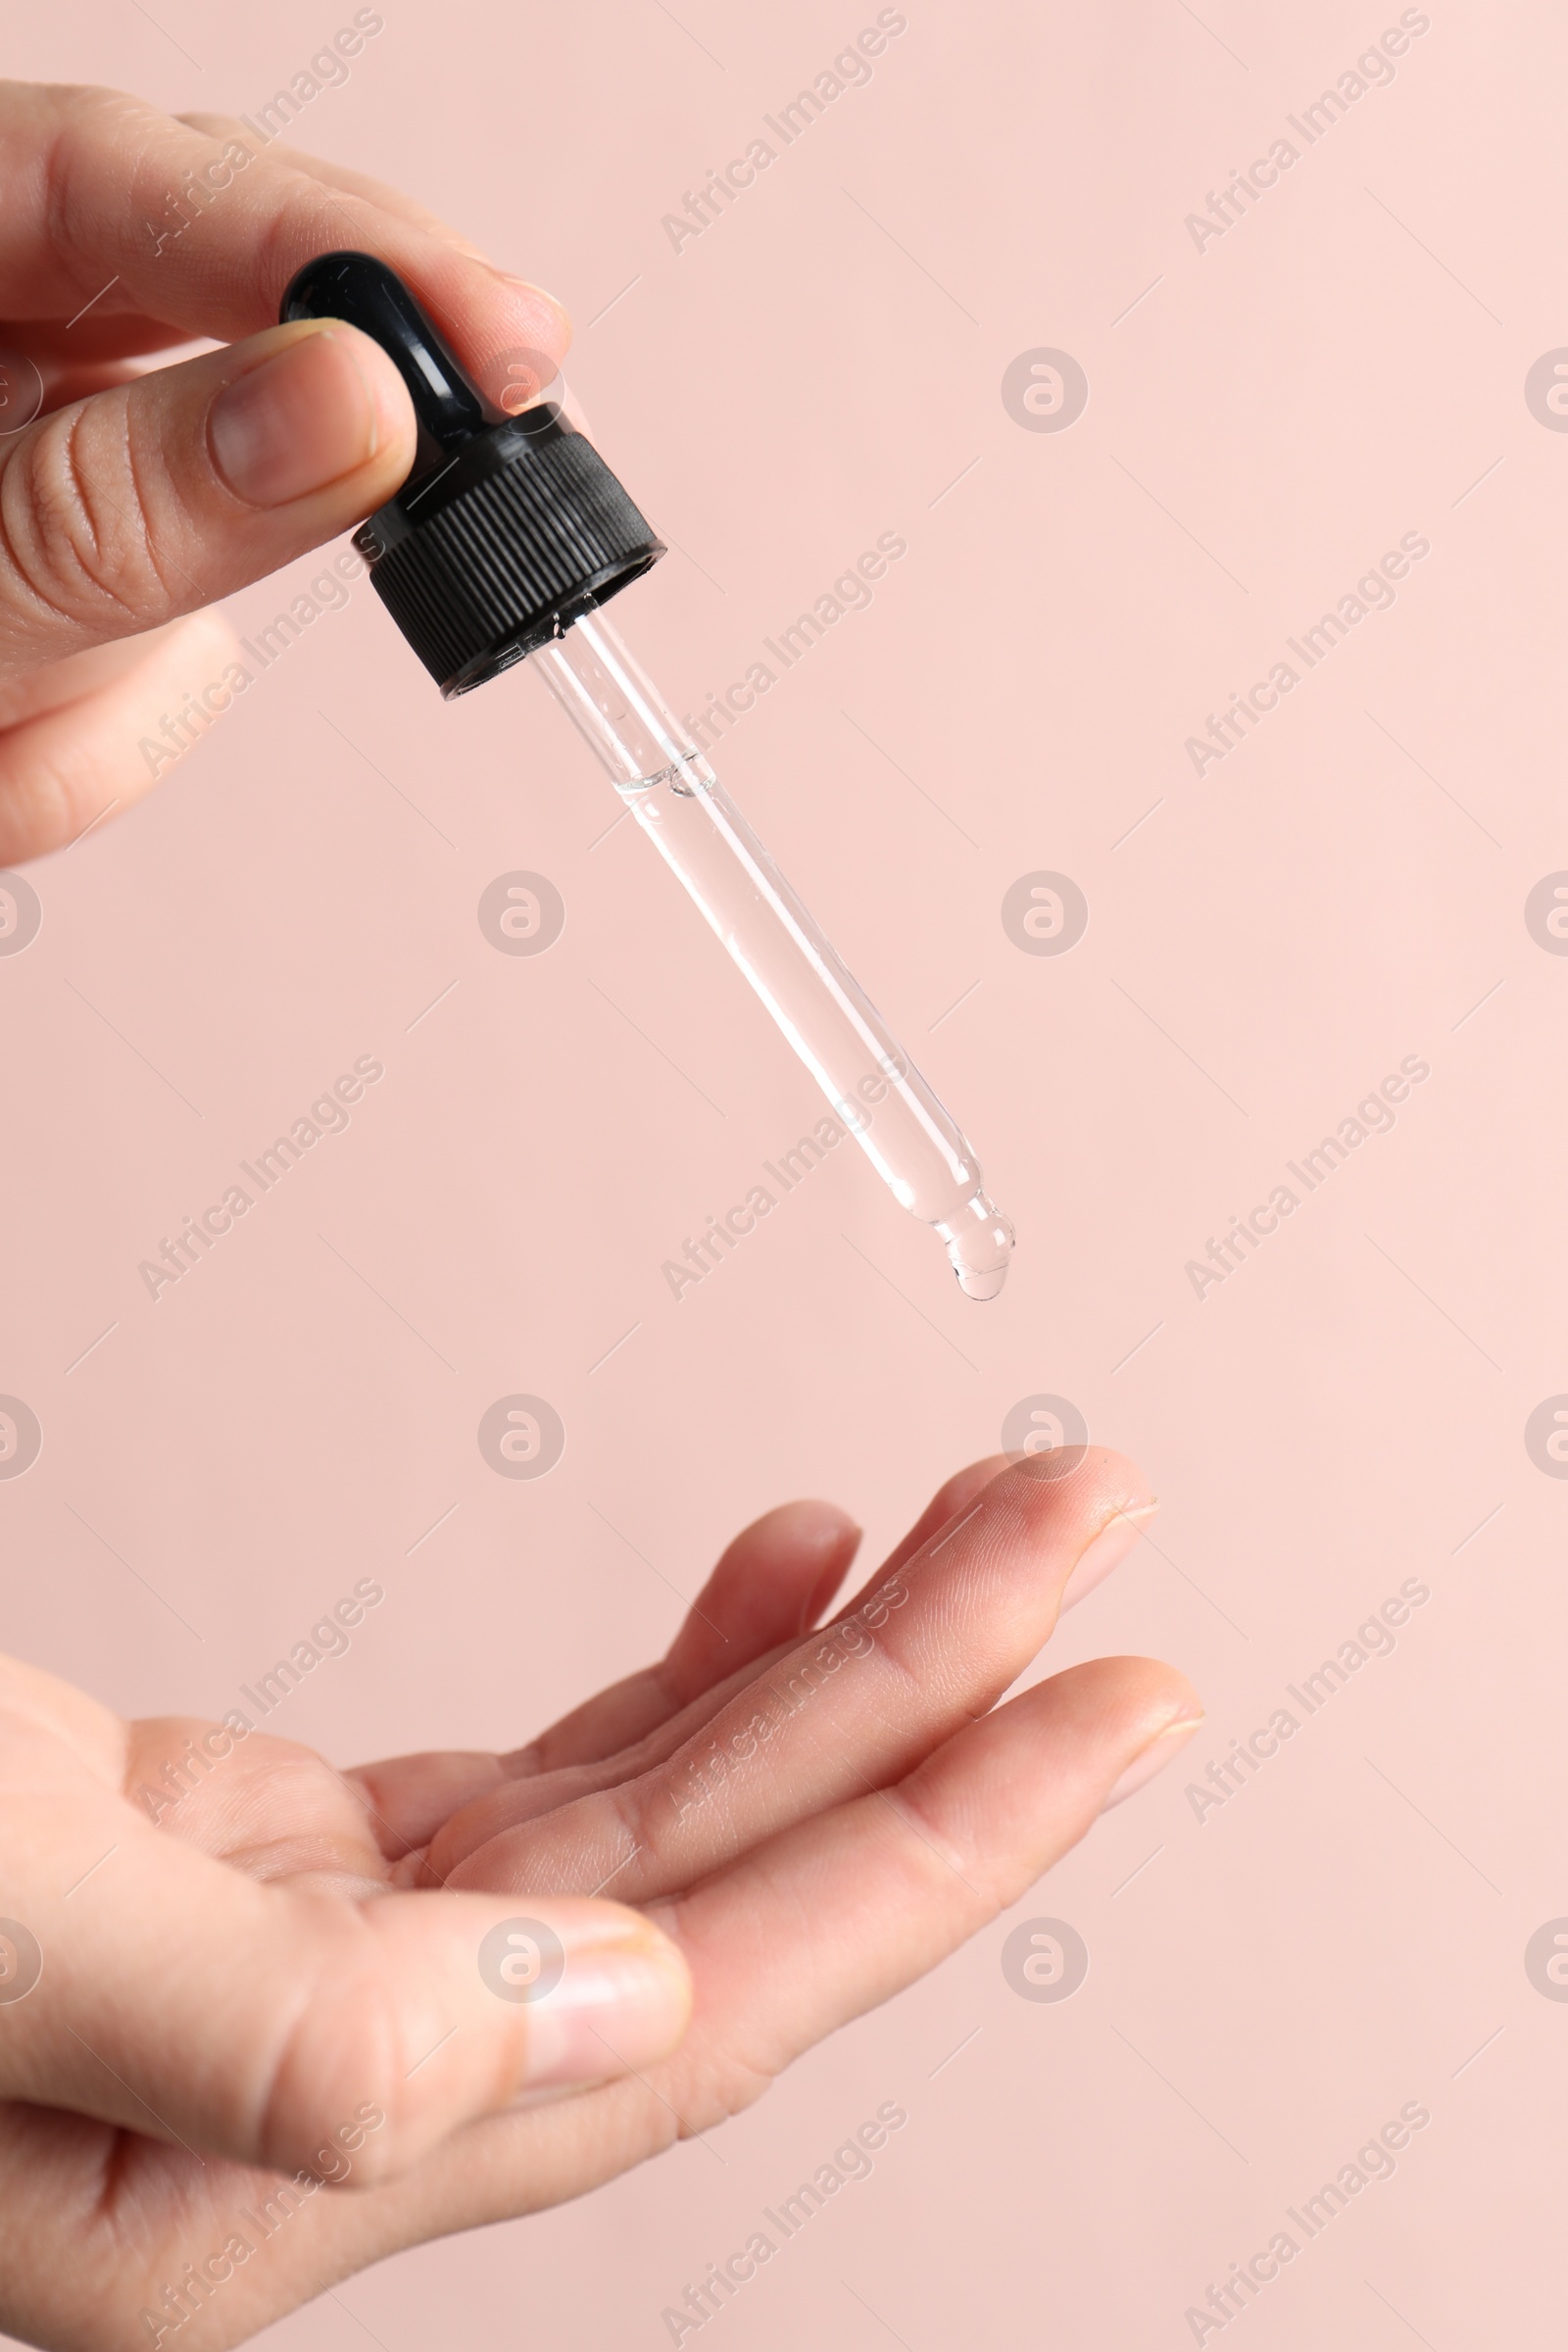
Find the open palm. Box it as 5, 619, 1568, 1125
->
0, 1451, 1196, 2350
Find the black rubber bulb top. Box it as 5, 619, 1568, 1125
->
281, 251, 502, 484
277, 250, 664, 697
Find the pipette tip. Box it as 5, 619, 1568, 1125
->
940, 1193, 1015, 1302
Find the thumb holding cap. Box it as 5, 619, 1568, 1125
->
0, 318, 421, 858
0, 318, 416, 680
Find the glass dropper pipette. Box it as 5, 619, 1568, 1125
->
532, 612, 1014, 1298
279, 253, 1014, 1298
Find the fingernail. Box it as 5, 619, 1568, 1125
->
805, 1518, 861, 1603
209, 324, 384, 508
1102, 1706, 1204, 1810
1059, 1499, 1159, 1614
519, 1931, 690, 2090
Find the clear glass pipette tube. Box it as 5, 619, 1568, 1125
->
534, 611, 1014, 1299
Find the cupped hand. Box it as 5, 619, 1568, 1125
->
0, 77, 567, 862
0, 1450, 1199, 2351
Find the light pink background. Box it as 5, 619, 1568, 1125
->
2, 1, 1562, 2343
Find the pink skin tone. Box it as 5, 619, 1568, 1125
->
0, 82, 565, 862
0, 1446, 1198, 2347
0, 82, 1200, 2352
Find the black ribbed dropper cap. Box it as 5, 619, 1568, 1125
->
279, 252, 664, 697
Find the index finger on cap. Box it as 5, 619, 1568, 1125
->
0, 83, 568, 381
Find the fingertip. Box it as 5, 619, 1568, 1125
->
206, 319, 416, 514
743, 1499, 862, 1620
452, 267, 573, 413
988, 1444, 1156, 1532
329, 319, 419, 473
501, 1899, 694, 2096
665, 1499, 863, 1687
1098, 1662, 1204, 1807
796, 1507, 863, 1627
715, 1496, 860, 1581
768, 1497, 862, 1551
1104, 1653, 1203, 1716
934, 1454, 1014, 1519
1058, 1497, 1160, 1613
487, 269, 573, 350
270, 1890, 696, 2181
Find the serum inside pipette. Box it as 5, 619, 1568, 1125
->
535, 613, 1014, 1300
278, 258, 1014, 1295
